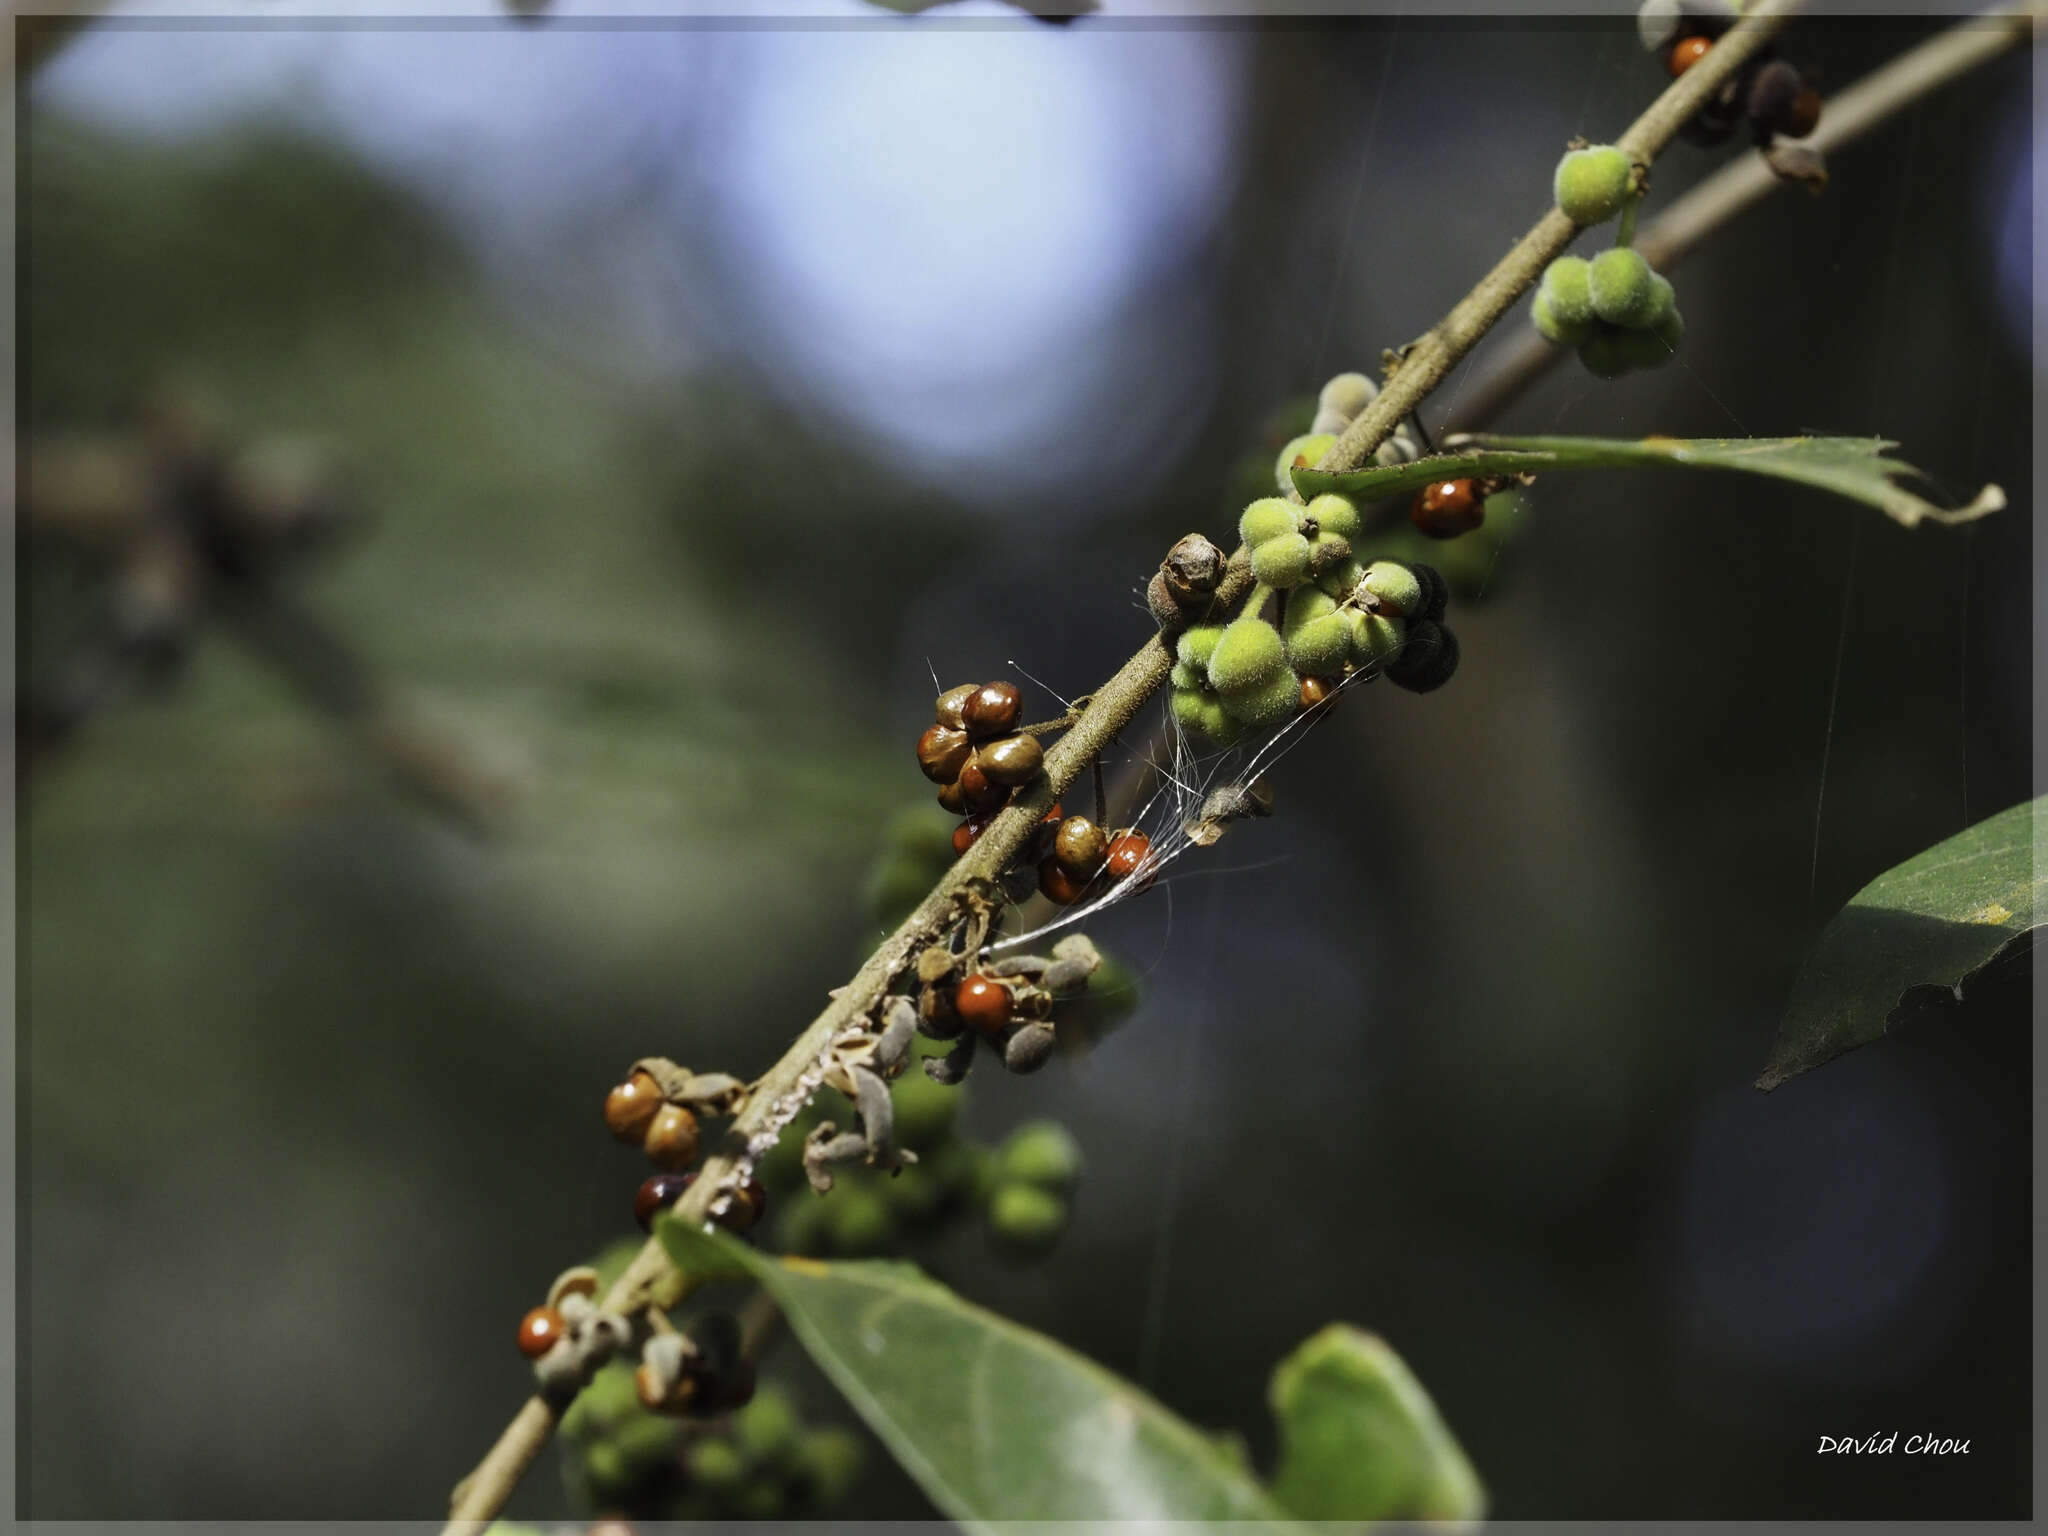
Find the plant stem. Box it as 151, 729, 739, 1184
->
1448, 4, 2041, 434
453, 3, 1964, 1525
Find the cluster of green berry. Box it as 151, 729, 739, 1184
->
1171, 489, 1457, 746
559, 1322, 862, 1521
1540, 143, 1684, 377
1641, 1, 1823, 147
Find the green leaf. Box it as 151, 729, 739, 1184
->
657, 1220, 1299, 1530
1268, 1325, 1485, 1524
1757, 796, 2042, 1090
1293, 433, 2004, 530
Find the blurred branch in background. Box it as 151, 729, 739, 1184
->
21, 384, 521, 830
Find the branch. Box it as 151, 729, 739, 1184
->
1448, 4, 2041, 433
446, 3, 1892, 1525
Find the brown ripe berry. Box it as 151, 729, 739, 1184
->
715, 1175, 768, 1233
955, 974, 1015, 1036
916, 724, 971, 784
960, 681, 1021, 740
1300, 675, 1341, 712
603, 1069, 665, 1145
1667, 34, 1711, 76
1038, 856, 1091, 906
954, 758, 1007, 814
635, 1171, 696, 1232
1411, 479, 1485, 539
1052, 815, 1107, 877
934, 683, 978, 730
643, 1103, 702, 1170
977, 732, 1043, 787
936, 778, 968, 815
517, 1305, 565, 1359
952, 814, 992, 857
1105, 830, 1151, 880
1783, 84, 1821, 138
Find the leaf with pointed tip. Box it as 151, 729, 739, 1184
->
1268, 1324, 1485, 1523
1757, 796, 2041, 1090
657, 1220, 1300, 1530
1293, 433, 2003, 530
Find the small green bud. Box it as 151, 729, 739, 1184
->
1283, 584, 1337, 634
792, 1427, 865, 1506
1171, 686, 1243, 746
685, 1437, 748, 1491
1286, 612, 1353, 677
1356, 559, 1423, 618
1206, 617, 1289, 694
891, 1067, 958, 1150
1540, 254, 1596, 328
1169, 661, 1202, 691
1588, 246, 1659, 328
988, 1180, 1068, 1256
999, 1119, 1084, 1191
1306, 529, 1352, 576
1578, 325, 1633, 379
1351, 610, 1406, 668
1304, 492, 1363, 542
1176, 624, 1225, 671
1274, 433, 1338, 496
1553, 144, 1633, 225
827, 1184, 897, 1256
1218, 667, 1301, 728
734, 1385, 800, 1466
1240, 496, 1301, 547
1249, 532, 1314, 588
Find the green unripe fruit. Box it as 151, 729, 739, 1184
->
891, 1068, 958, 1150
1642, 272, 1676, 329
1170, 687, 1243, 746
1533, 292, 1595, 346
999, 1119, 1084, 1191
1283, 584, 1337, 633
1615, 324, 1676, 370
1176, 624, 1225, 671
1351, 610, 1406, 668
1249, 532, 1313, 588
1274, 433, 1338, 496
926, 1137, 982, 1195
1356, 559, 1423, 618
1540, 254, 1596, 328
793, 1427, 865, 1506
1578, 326, 1633, 379
1286, 613, 1353, 676
1317, 556, 1365, 600
614, 1409, 684, 1467
582, 1440, 637, 1503
734, 1386, 800, 1466
1207, 617, 1288, 694
1304, 493, 1363, 542
1169, 661, 1201, 691
732, 1481, 787, 1520
1239, 497, 1301, 547
560, 1359, 639, 1441
1218, 667, 1301, 728
1588, 247, 1659, 327
1553, 144, 1633, 224
685, 1437, 748, 1491
827, 1184, 897, 1256
1305, 530, 1352, 577
988, 1180, 1069, 1256
1653, 306, 1685, 352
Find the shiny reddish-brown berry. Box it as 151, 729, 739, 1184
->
1038, 856, 1090, 906
953, 814, 992, 856
960, 681, 1021, 740
1052, 815, 1107, 877
1300, 675, 1340, 712
954, 758, 1007, 814
714, 1174, 769, 1233
517, 1305, 566, 1359
936, 778, 968, 815
977, 732, 1043, 787
603, 1070, 665, 1145
644, 1103, 702, 1170
1667, 34, 1711, 76
955, 974, 1014, 1035
635, 1171, 695, 1232
1041, 801, 1063, 824
1783, 84, 1821, 138
1411, 479, 1485, 539
1105, 830, 1151, 880
916, 724, 971, 784
934, 683, 977, 730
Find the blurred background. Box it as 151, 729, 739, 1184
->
18, 6, 2035, 1521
